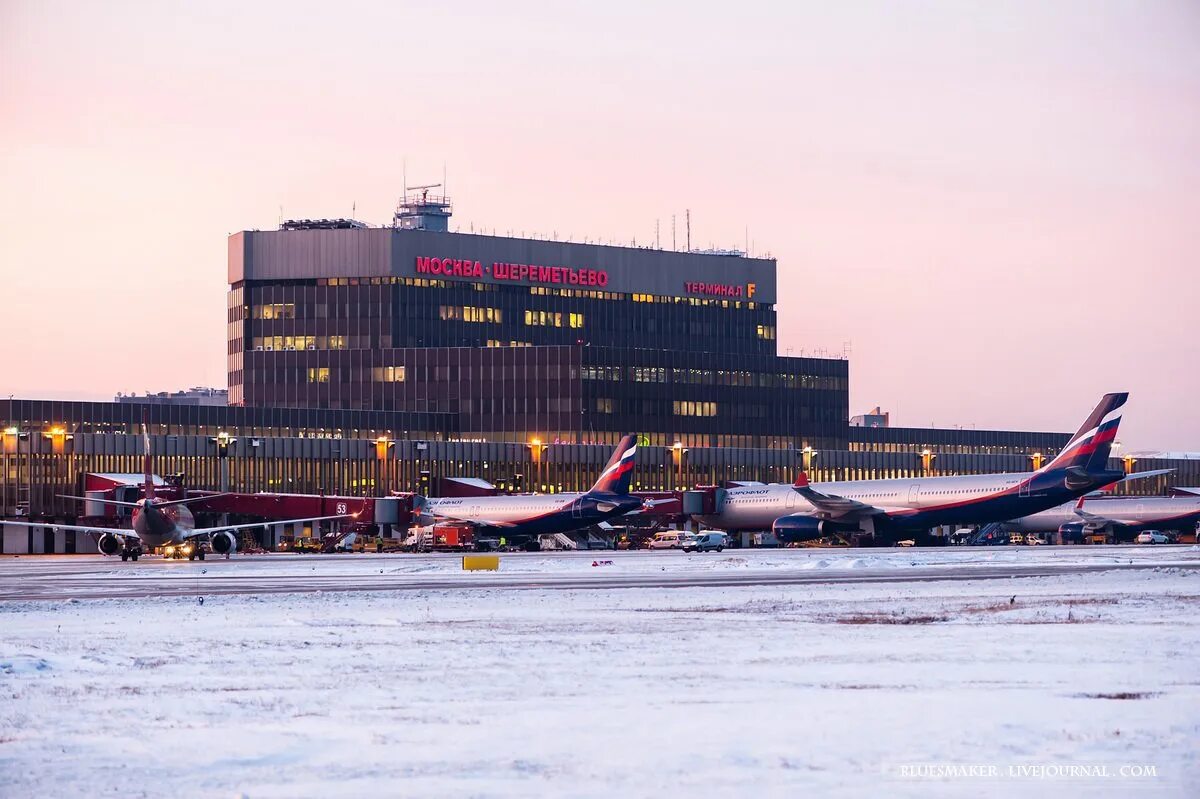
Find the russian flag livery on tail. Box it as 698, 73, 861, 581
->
590, 435, 638, 496
1039, 391, 1126, 485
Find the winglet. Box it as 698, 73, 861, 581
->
1075, 496, 1086, 510
793, 472, 810, 489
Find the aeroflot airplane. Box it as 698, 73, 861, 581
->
1008, 494, 1200, 541
694, 393, 1129, 543
0, 427, 351, 560
417, 434, 645, 541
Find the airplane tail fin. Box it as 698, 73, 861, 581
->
588, 435, 638, 496
142, 410, 155, 502
1042, 392, 1127, 475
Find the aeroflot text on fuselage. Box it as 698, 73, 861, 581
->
414, 256, 609, 287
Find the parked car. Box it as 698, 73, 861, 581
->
648, 531, 687, 550
1025, 533, 1046, 545
1136, 530, 1170, 545
683, 532, 727, 553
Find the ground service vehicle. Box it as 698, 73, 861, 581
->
648, 531, 686, 549
683, 532, 727, 552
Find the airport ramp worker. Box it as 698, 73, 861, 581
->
375, 533, 383, 553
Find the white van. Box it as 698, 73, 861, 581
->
648, 532, 686, 550
683, 532, 727, 553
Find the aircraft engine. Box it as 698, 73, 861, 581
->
772, 515, 830, 543
1057, 522, 1086, 544
210, 530, 238, 555
97, 533, 122, 556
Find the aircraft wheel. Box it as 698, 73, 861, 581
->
120, 552, 128, 562
131, 553, 139, 561
198, 550, 206, 560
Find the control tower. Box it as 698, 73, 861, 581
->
393, 184, 453, 232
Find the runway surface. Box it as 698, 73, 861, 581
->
2, 546, 1197, 601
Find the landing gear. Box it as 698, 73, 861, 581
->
120, 546, 142, 562
185, 546, 207, 561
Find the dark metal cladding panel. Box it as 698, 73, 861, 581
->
235, 228, 777, 303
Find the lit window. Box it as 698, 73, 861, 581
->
372, 366, 405, 383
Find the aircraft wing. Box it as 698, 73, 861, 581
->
1072, 499, 1115, 528
421, 511, 520, 529
626, 497, 680, 516
792, 474, 886, 520
185, 514, 357, 538
0, 520, 140, 540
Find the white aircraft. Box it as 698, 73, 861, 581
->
415, 435, 649, 545
694, 393, 1129, 543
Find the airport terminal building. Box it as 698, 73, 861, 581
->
3, 195, 1195, 549
228, 198, 845, 451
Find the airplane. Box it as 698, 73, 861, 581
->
692, 392, 1130, 544
0, 426, 353, 560
415, 434, 645, 546
1007, 493, 1200, 542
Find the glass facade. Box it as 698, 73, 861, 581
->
230, 276, 781, 408
848, 426, 1071, 458
578, 347, 848, 450
0, 399, 454, 441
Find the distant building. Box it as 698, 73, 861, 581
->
115, 387, 228, 406
850, 406, 890, 428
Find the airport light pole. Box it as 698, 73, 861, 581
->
920, 448, 936, 476
2, 426, 18, 518
527, 438, 548, 492
210, 431, 237, 527
672, 441, 689, 490
42, 427, 72, 518
801, 445, 818, 476
375, 436, 395, 494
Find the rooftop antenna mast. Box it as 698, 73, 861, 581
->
686, 209, 691, 252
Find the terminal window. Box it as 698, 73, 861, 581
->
306, 367, 330, 383
441, 305, 503, 323
372, 366, 405, 383
673, 400, 718, 417
524, 310, 563, 327
252, 303, 296, 320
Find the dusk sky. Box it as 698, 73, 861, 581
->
2, 1, 1197, 450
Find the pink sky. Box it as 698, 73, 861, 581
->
2, 1, 1197, 449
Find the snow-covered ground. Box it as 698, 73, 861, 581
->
4, 543, 1197, 582
1, 563, 1197, 797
